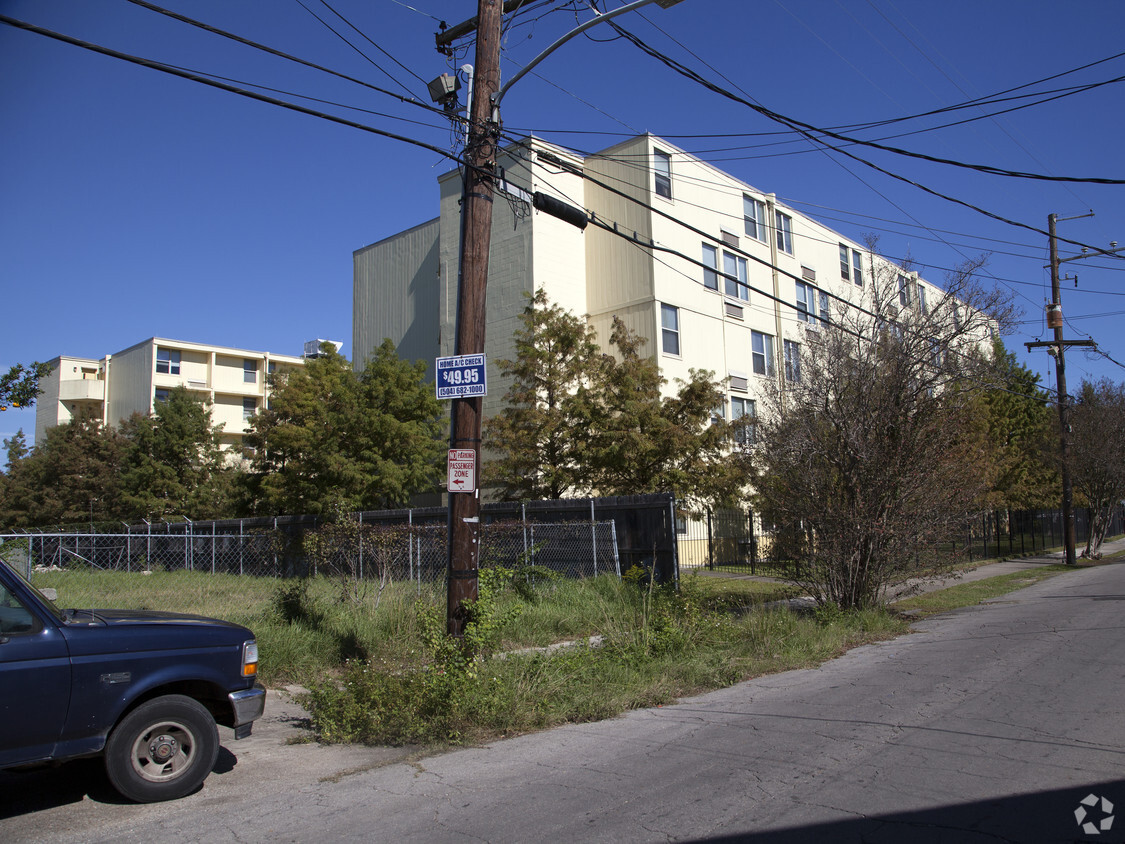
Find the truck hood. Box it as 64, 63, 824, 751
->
65, 608, 247, 630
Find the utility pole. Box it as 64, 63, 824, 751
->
436, 0, 683, 636
1026, 212, 1101, 566
445, 0, 502, 637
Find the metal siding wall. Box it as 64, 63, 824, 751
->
352, 218, 441, 378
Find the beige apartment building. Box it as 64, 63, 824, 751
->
35, 338, 306, 450
354, 133, 953, 435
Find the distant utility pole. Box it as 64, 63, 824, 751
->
443, 0, 502, 637
1026, 212, 1107, 567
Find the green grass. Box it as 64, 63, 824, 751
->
892, 565, 1075, 617
27, 559, 1101, 750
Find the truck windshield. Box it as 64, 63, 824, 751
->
0, 558, 68, 623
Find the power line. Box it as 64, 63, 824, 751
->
295, 0, 427, 97
602, 19, 1125, 259
122, 0, 444, 118
0, 15, 466, 167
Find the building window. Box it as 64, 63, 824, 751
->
267, 361, 276, 375
796, 280, 824, 324
654, 149, 672, 199
918, 286, 929, 315
852, 250, 863, 286
244, 358, 257, 384
729, 372, 748, 392
840, 244, 850, 281
156, 348, 180, 375
775, 211, 793, 255
154, 388, 170, 404
723, 251, 749, 301
731, 396, 756, 445
898, 274, 911, 308
744, 195, 767, 241
243, 397, 257, 421
784, 339, 801, 382
702, 243, 719, 291
661, 303, 680, 356
751, 331, 774, 377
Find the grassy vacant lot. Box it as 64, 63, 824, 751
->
27, 559, 1086, 748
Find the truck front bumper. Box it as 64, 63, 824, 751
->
229, 683, 266, 738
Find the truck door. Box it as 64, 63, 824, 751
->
0, 579, 71, 767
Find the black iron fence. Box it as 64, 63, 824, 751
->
677, 505, 1125, 577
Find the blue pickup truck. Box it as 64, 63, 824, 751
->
0, 557, 265, 802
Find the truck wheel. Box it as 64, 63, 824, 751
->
104, 694, 220, 803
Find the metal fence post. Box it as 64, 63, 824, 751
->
408, 509, 414, 583
212, 522, 216, 575
706, 508, 714, 571
358, 512, 364, 583
239, 519, 244, 576
669, 495, 680, 588
522, 503, 528, 566
611, 519, 621, 578
590, 499, 597, 576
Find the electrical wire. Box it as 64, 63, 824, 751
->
122, 0, 446, 119
295, 0, 426, 98
0, 16, 468, 168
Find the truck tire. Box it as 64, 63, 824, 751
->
104, 694, 220, 803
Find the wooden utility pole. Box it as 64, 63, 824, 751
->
446, 0, 502, 636
1026, 212, 1098, 567
1048, 213, 1078, 567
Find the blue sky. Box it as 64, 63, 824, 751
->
3, 0, 1123, 445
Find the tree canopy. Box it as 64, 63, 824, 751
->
0, 361, 51, 411
1069, 378, 1125, 557
485, 292, 744, 508
749, 250, 1014, 609
977, 340, 1057, 510
244, 341, 444, 517
118, 386, 235, 520
0, 410, 128, 529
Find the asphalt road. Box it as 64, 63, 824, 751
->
4, 562, 1125, 843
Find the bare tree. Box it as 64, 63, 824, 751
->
749, 245, 1014, 608
1069, 379, 1125, 557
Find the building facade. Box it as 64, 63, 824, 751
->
354, 134, 953, 436
35, 338, 306, 450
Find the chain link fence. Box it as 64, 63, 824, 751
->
0, 518, 621, 584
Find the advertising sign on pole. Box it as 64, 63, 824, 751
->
436, 354, 487, 399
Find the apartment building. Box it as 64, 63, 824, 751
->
35, 338, 306, 450
354, 134, 953, 437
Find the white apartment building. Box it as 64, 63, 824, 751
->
354, 133, 949, 439
35, 338, 306, 450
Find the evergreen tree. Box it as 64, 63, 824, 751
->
484, 289, 602, 499
3, 429, 28, 473
587, 317, 743, 507
486, 293, 742, 507
245, 341, 443, 516
119, 387, 234, 520
978, 340, 1057, 509
0, 410, 126, 528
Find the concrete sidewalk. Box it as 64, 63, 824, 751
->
692, 534, 1125, 604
